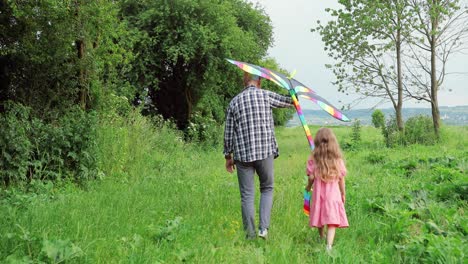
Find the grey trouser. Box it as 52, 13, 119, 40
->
236, 155, 274, 238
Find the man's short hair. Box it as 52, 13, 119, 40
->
243, 72, 261, 86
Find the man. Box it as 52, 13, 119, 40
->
223, 72, 293, 239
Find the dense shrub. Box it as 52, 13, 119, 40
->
0, 103, 32, 185
272, 107, 296, 126
365, 152, 386, 164
371, 109, 385, 128
95, 108, 186, 182
351, 119, 362, 144
0, 102, 98, 186
186, 112, 223, 148
98, 93, 133, 119
382, 115, 437, 147
382, 116, 405, 147
404, 115, 437, 145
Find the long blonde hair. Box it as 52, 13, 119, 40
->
312, 127, 343, 182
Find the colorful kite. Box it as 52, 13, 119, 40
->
303, 189, 311, 216
226, 59, 350, 150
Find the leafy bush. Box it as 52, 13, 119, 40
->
0, 103, 32, 185
96, 109, 187, 182
428, 162, 467, 202
381, 115, 437, 147
404, 115, 437, 145
428, 155, 458, 168
382, 115, 405, 147
0, 102, 98, 185
399, 233, 466, 263
371, 109, 385, 128
365, 152, 386, 164
351, 119, 362, 144
98, 93, 133, 119
399, 160, 418, 177
186, 112, 223, 148
272, 107, 295, 126
340, 141, 353, 151
1, 227, 83, 263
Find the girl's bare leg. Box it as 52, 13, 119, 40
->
326, 225, 336, 248
318, 227, 324, 239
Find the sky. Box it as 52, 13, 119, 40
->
249, 0, 468, 110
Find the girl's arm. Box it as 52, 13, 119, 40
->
305, 175, 314, 192
339, 177, 346, 204
305, 157, 315, 192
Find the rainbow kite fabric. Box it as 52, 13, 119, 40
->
227, 59, 290, 89
226, 58, 350, 150
303, 189, 311, 216
294, 86, 349, 122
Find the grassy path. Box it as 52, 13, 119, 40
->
1, 123, 466, 263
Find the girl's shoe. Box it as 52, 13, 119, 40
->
326, 245, 332, 252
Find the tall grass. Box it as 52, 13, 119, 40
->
0, 117, 466, 263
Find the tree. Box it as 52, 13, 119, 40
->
0, 0, 131, 116
0, 0, 135, 183
371, 109, 385, 128
120, 0, 276, 129
1, 0, 78, 115
313, 0, 414, 131
404, 0, 468, 137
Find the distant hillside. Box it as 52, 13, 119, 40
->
286, 105, 468, 127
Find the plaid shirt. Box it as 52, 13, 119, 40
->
223, 86, 293, 162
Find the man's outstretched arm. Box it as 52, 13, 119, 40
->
267, 90, 293, 108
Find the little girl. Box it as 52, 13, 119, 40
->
305, 127, 348, 251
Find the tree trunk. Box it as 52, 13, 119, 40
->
430, 0, 441, 138
430, 41, 440, 138
77, 39, 86, 109
74, 0, 87, 110
185, 86, 192, 123
396, 20, 404, 131
431, 93, 440, 137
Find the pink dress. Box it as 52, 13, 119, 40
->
306, 158, 349, 228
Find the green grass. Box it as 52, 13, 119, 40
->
1, 117, 466, 263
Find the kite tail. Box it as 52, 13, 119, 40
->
303, 188, 311, 217
289, 89, 314, 150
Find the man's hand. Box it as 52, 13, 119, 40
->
225, 157, 235, 173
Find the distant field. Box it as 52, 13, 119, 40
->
287, 106, 468, 126
1, 120, 466, 263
